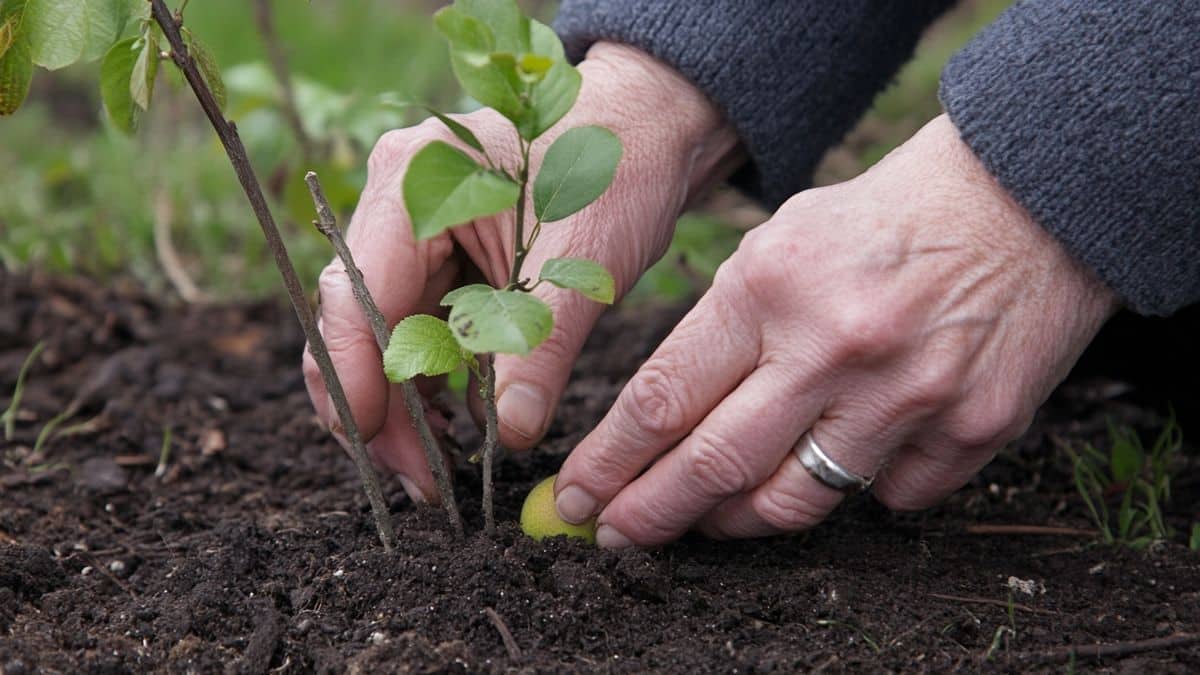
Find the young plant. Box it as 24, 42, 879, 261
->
380, 0, 621, 534
1064, 415, 1186, 549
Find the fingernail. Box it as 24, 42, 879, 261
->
497, 383, 549, 441
595, 524, 634, 550
396, 475, 427, 504
555, 485, 597, 524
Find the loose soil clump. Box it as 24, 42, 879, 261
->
1, 272, 1198, 673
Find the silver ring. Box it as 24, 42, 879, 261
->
795, 431, 873, 493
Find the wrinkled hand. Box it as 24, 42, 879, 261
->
303, 43, 738, 501
554, 114, 1119, 548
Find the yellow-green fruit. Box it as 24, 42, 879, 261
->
520, 474, 597, 543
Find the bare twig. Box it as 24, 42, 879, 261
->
150, 0, 396, 552
153, 189, 208, 303
928, 593, 1058, 616
480, 354, 499, 534
306, 171, 463, 538
965, 525, 1097, 537
484, 608, 522, 661
1015, 633, 1200, 663
253, 0, 314, 160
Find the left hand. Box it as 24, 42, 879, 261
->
552, 114, 1119, 547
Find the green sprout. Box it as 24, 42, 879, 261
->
1064, 415, 1187, 549
380, 0, 621, 533
2, 340, 44, 441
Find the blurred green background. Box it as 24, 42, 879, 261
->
0, 0, 1012, 303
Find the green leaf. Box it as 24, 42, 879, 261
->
440, 283, 493, 308
1110, 434, 1143, 483
454, 0, 529, 53
520, 20, 579, 139
448, 288, 553, 355
539, 258, 616, 304
0, 2, 32, 115
129, 32, 156, 110
0, 14, 17, 60
403, 140, 518, 240
183, 29, 226, 111
383, 315, 468, 382
1189, 523, 1200, 551
518, 53, 553, 83
433, 5, 494, 53
80, 0, 132, 63
99, 36, 142, 133
436, 8, 525, 125
534, 125, 622, 222
25, 0, 86, 69
426, 108, 484, 154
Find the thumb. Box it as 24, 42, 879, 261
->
491, 283, 606, 449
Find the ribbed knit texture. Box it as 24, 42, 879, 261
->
554, 1, 954, 208
941, 1, 1200, 315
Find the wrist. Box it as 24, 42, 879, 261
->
914, 115, 1122, 322
574, 42, 743, 203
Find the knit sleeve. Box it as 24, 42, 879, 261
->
940, 1, 1200, 316
554, 1, 955, 209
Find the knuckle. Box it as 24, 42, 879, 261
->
753, 489, 826, 531
904, 361, 963, 412
684, 429, 753, 497
825, 300, 904, 365
618, 366, 690, 441
944, 400, 1027, 452
367, 129, 412, 174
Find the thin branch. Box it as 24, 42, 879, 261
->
484, 608, 522, 661
253, 0, 314, 160
928, 593, 1058, 616
306, 172, 463, 538
150, 0, 396, 552
480, 354, 499, 534
507, 138, 532, 287
1015, 633, 1200, 663
965, 524, 1097, 537
153, 189, 208, 303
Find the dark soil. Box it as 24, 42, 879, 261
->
1, 271, 1198, 674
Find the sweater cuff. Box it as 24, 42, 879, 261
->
940, 1, 1200, 316
555, 1, 952, 209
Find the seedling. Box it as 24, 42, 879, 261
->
1063, 415, 1187, 549
380, 0, 621, 534
1, 340, 43, 441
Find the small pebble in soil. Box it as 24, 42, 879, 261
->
369, 631, 386, 645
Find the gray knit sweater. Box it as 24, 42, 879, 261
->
554, 1, 1200, 316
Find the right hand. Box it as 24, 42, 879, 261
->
302, 42, 739, 501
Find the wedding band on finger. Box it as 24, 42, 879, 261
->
794, 431, 874, 493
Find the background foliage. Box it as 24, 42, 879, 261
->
0, 0, 1012, 301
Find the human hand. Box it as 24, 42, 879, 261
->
303, 43, 739, 501
553, 114, 1119, 547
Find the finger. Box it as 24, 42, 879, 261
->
491, 282, 607, 449
302, 129, 455, 441
871, 443, 998, 511
553, 290, 759, 525
362, 381, 449, 503
592, 364, 814, 548
695, 392, 923, 540
698, 448, 844, 540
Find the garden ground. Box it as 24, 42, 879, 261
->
1, 272, 1197, 673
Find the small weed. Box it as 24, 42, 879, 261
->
815, 618, 881, 653
1064, 415, 1185, 548
1, 341, 44, 440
